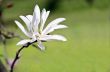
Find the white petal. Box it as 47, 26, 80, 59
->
45, 18, 66, 28
26, 15, 33, 22
34, 5, 40, 22
53, 25, 68, 29
37, 40, 45, 51
40, 9, 46, 32
15, 20, 31, 37
17, 39, 32, 45
19, 16, 31, 31
32, 5, 40, 32
26, 15, 33, 32
41, 9, 46, 21
42, 18, 66, 35
40, 9, 50, 32
40, 35, 67, 41
42, 25, 68, 34
46, 11, 50, 19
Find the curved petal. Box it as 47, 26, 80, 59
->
42, 18, 66, 35
42, 25, 68, 35
37, 39, 45, 51
26, 15, 33, 22
40, 9, 46, 32
32, 5, 40, 32
40, 35, 67, 41
17, 39, 32, 45
40, 9, 50, 32
53, 25, 68, 30
26, 15, 33, 33
15, 20, 31, 37
19, 16, 31, 31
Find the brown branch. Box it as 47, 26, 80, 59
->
10, 41, 37, 72
10, 46, 25, 72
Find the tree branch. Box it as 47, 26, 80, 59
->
10, 41, 37, 72
10, 46, 25, 72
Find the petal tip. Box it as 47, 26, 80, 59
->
14, 20, 18, 22
35, 4, 40, 10
61, 18, 66, 21
19, 15, 24, 18
63, 38, 67, 41
65, 25, 68, 28
16, 43, 21, 46
41, 47, 45, 51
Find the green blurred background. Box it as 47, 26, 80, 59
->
0, 0, 110, 72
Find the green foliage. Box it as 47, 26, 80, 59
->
94, 0, 110, 9
58, 0, 110, 12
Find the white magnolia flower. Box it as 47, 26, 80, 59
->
15, 4, 67, 50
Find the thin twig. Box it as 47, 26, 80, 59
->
10, 41, 37, 72
10, 46, 25, 72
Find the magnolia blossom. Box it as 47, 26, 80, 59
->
15, 4, 67, 50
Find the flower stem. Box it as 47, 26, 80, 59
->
10, 41, 37, 72
10, 46, 25, 72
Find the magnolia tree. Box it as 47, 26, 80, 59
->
10, 4, 68, 72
